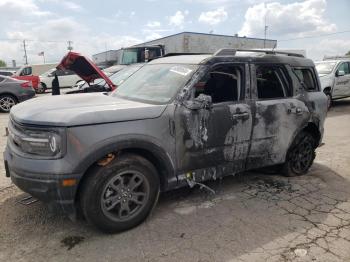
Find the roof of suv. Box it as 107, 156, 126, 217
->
149, 51, 314, 67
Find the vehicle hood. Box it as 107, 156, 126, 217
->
10, 93, 167, 126
57, 52, 116, 90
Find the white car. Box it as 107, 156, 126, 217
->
315, 58, 350, 108
39, 68, 83, 92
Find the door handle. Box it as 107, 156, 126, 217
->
232, 112, 250, 120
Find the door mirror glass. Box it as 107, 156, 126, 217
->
184, 94, 212, 110
336, 70, 345, 77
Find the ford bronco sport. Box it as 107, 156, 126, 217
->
4, 49, 327, 233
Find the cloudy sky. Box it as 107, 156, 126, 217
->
0, 0, 349, 65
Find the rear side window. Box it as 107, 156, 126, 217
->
256, 65, 287, 99
293, 68, 317, 91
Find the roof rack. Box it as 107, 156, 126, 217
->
323, 55, 350, 61
214, 48, 305, 58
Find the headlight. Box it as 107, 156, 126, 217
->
21, 131, 62, 156
8, 120, 66, 159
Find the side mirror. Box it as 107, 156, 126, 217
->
183, 94, 212, 110
336, 70, 345, 77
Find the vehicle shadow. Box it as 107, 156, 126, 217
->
328, 98, 350, 117
0, 162, 349, 261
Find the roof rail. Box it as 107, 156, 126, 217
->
323, 55, 350, 61
214, 48, 305, 58
162, 52, 211, 57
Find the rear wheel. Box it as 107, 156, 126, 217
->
0, 94, 17, 113
37, 83, 46, 94
282, 131, 317, 177
80, 154, 160, 233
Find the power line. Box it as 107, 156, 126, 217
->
278, 30, 350, 42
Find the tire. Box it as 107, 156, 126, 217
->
0, 94, 17, 113
37, 83, 46, 94
281, 131, 317, 177
80, 154, 160, 233
326, 93, 332, 110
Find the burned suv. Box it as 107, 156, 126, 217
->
4, 49, 327, 233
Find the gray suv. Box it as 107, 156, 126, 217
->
4, 49, 328, 233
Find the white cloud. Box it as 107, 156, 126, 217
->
0, 0, 50, 18
146, 21, 161, 28
62, 2, 83, 11
239, 0, 337, 38
168, 10, 188, 27
198, 7, 228, 25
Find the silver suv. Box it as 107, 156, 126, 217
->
4, 49, 328, 233
315, 57, 350, 108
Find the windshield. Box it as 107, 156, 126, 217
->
121, 50, 138, 65
315, 62, 337, 74
111, 64, 198, 104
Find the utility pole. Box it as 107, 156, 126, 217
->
23, 40, 28, 65
263, 2, 268, 49
67, 40, 73, 51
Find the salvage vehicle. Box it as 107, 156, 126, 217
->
315, 57, 350, 109
39, 68, 83, 92
0, 75, 35, 112
4, 49, 327, 233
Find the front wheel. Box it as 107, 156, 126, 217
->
0, 94, 17, 113
80, 154, 160, 233
282, 131, 317, 177
326, 93, 332, 110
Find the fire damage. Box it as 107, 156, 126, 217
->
4, 49, 327, 232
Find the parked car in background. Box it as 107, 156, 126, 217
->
64, 63, 143, 94
315, 57, 350, 108
12, 63, 57, 94
0, 70, 16, 77
4, 49, 327, 232
39, 68, 83, 92
0, 75, 35, 112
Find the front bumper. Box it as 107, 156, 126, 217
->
3, 148, 81, 214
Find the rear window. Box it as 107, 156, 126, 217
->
293, 68, 318, 91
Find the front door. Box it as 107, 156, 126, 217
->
247, 64, 310, 169
333, 62, 350, 98
174, 63, 253, 181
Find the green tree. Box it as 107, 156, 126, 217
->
0, 59, 6, 67
346, 50, 350, 56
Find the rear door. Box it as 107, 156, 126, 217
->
333, 62, 350, 98
174, 63, 253, 178
247, 63, 310, 169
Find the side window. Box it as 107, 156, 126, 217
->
20, 67, 32, 76
55, 70, 68, 76
64, 70, 75, 75
256, 65, 287, 99
194, 65, 242, 103
293, 68, 317, 91
337, 62, 350, 75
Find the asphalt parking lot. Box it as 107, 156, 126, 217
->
0, 98, 350, 262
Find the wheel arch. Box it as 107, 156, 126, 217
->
0, 92, 18, 101
74, 138, 176, 205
